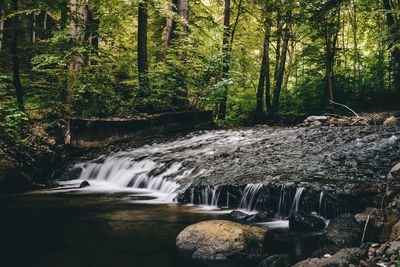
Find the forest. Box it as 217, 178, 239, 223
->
1, 0, 400, 144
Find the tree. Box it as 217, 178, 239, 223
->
255, 3, 272, 122
382, 0, 400, 91
270, 17, 290, 117
138, 0, 149, 97
0, 0, 5, 52
10, 0, 24, 111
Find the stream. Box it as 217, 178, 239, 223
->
1, 126, 399, 266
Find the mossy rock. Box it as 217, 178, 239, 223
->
176, 220, 268, 260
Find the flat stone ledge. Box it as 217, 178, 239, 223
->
68, 111, 215, 147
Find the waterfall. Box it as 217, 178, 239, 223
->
191, 186, 222, 207
289, 187, 305, 216
319, 191, 324, 216
74, 156, 181, 202
238, 184, 264, 211
278, 184, 294, 217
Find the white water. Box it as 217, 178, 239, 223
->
289, 187, 305, 216
238, 184, 264, 211
62, 129, 275, 202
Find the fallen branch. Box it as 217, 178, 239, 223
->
329, 100, 360, 118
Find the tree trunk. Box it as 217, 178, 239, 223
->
138, 0, 149, 97
0, 1, 5, 52
61, 0, 68, 29
270, 22, 290, 117
163, 0, 178, 53
383, 0, 400, 91
255, 19, 271, 123
274, 14, 283, 82
283, 40, 295, 89
70, 0, 88, 71
11, 0, 24, 111
178, 0, 189, 36
217, 0, 231, 120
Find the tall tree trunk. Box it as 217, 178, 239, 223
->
255, 19, 271, 123
179, 0, 189, 36
11, 0, 24, 111
217, 0, 231, 120
270, 22, 290, 117
324, 8, 340, 101
70, 0, 88, 71
163, 0, 178, 54
0, 1, 5, 52
383, 0, 400, 91
274, 14, 283, 82
61, 0, 68, 29
283, 40, 295, 89
138, 0, 149, 97
67, 0, 88, 109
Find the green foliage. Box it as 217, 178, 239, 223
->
0, 75, 28, 145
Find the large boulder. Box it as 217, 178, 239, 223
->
354, 208, 385, 242
176, 220, 268, 260
325, 213, 362, 248
289, 211, 327, 232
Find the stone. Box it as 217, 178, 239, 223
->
292, 257, 321, 267
390, 221, 400, 241
325, 213, 362, 248
230, 210, 250, 221
79, 180, 90, 188
323, 254, 332, 258
306, 116, 329, 123
293, 248, 367, 267
259, 254, 291, 267
176, 220, 268, 260
289, 211, 326, 232
383, 116, 400, 127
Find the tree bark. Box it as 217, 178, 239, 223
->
138, 0, 149, 97
0, 1, 5, 52
255, 18, 271, 123
11, 0, 24, 111
270, 22, 290, 117
217, 0, 231, 120
274, 14, 283, 82
61, 0, 68, 29
163, 0, 178, 53
283, 40, 295, 89
178, 0, 189, 36
70, 0, 88, 71
383, 0, 400, 91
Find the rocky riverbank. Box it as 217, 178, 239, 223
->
175, 161, 400, 266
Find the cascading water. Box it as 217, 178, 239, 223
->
289, 187, 305, 216
238, 184, 264, 211
192, 186, 222, 206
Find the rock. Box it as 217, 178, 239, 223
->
230, 210, 250, 221
383, 116, 400, 127
306, 116, 329, 123
317, 247, 367, 267
289, 211, 326, 232
390, 221, 400, 240
176, 220, 268, 260
354, 208, 385, 241
79, 181, 90, 188
325, 213, 362, 248
259, 254, 291, 267
292, 257, 321, 267
294, 248, 367, 267
323, 254, 332, 258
